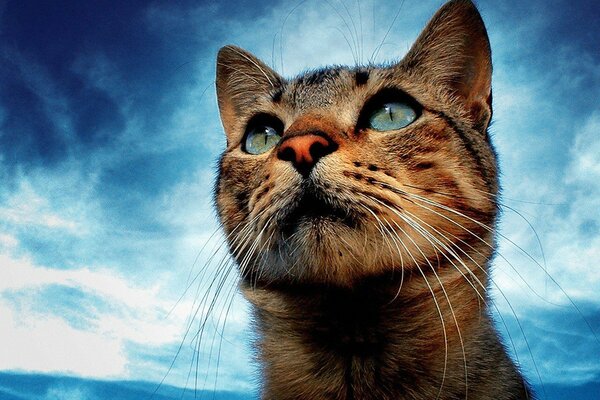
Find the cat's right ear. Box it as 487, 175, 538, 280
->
216, 45, 282, 143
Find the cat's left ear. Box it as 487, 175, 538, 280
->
400, 0, 492, 132
216, 45, 282, 142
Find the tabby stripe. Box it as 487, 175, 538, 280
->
433, 111, 491, 188
355, 69, 369, 86
271, 88, 283, 102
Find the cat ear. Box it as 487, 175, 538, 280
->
401, 0, 492, 132
216, 45, 282, 140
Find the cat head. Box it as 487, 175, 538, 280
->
214, 0, 498, 287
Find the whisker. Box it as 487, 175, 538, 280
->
357, 202, 405, 296
191, 211, 276, 394
403, 183, 549, 276
423, 216, 542, 399
357, 199, 449, 398
379, 182, 563, 304
370, 184, 552, 397
168, 221, 252, 319
370, 0, 405, 63
335, 0, 361, 64
277, 0, 310, 75
367, 197, 467, 399
397, 185, 600, 345
174, 208, 272, 395
323, 0, 359, 65
471, 186, 563, 206
401, 210, 538, 398
355, 0, 364, 63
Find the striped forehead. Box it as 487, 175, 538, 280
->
278, 66, 367, 111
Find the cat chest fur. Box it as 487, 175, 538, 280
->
244, 273, 527, 400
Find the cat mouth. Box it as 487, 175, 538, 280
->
280, 186, 356, 235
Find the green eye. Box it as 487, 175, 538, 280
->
368, 102, 417, 131
245, 125, 281, 155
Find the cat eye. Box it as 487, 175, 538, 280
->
243, 114, 284, 155
245, 126, 281, 154
356, 89, 421, 134
368, 102, 417, 131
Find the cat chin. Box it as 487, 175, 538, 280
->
238, 220, 433, 287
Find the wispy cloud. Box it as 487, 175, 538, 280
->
488, 29, 600, 384
0, 181, 81, 232
1, 250, 165, 377
0, 239, 252, 389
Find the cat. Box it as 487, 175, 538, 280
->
214, 0, 533, 398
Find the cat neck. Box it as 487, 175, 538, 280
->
242, 263, 529, 400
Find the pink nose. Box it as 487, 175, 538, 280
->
277, 134, 337, 176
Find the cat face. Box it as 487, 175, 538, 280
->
215, 0, 498, 287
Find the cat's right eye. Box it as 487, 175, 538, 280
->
245, 125, 281, 155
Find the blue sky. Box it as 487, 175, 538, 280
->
0, 0, 599, 398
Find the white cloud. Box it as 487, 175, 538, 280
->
0, 252, 165, 377
0, 233, 18, 250
493, 111, 600, 303
0, 180, 81, 233
0, 297, 127, 377
568, 113, 600, 186
0, 253, 159, 311
0, 237, 251, 389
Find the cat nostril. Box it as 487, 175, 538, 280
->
278, 146, 296, 163
277, 133, 337, 176
309, 141, 328, 160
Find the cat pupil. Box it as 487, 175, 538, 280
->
368, 101, 417, 131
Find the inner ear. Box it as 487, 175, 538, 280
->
216, 45, 283, 143
399, 0, 492, 132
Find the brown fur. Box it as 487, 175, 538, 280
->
214, 1, 532, 398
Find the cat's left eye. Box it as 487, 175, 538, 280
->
368, 102, 417, 131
